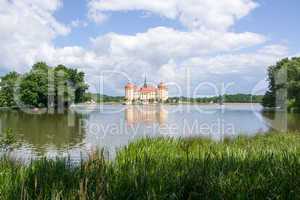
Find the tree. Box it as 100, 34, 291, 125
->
0, 71, 20, 107
54, 65, 89, 105
19, 66, 49, 107
0, 62, 89, 109
262, 57, 300, 111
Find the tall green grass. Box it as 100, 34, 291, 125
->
1, 133, 300, 199
0, 151, 107, 199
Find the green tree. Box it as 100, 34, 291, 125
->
262, 57, 300, 111
54, 65, 89, 105
0, 62, 89, 109
19, 66, 49, 107
0, 71, 20, 107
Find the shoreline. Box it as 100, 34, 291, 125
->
76, 102, 263, 106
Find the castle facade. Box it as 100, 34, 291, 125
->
125, 79, 168, 104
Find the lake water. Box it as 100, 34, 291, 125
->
1, 104, 300, 160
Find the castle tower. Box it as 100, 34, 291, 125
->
158, 82, 168, 102
143, 75, 147, 87
125, 83, 135, 103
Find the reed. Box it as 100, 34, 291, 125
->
0, 132, 300, 199
0, 150, 107, 199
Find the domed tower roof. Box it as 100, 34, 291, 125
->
125, 83, 135, 89
158, 82, 167, 90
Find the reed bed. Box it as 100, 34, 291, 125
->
1, 133, 300, 199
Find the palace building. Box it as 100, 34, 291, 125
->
125, 78, 168, 104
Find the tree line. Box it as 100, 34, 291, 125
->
85, 93, 263, 104
85, 93, 124, 103
0, 62, 89, 109
167, 94, 263, 104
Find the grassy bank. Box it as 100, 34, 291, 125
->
1, 133, 300, 199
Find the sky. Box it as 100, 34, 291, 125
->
0, 0, 299, 96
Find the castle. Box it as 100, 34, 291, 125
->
125, 78, 168, 104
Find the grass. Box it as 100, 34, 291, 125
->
1, 132, 300, 199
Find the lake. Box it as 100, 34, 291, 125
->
1, 103, 299, 160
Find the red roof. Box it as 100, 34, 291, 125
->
158, 82, 167, 89
126, 82, 166, 93
125, 83, 134, 89
140, 86, 157, 93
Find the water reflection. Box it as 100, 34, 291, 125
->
125, 105, 168, 125
262, 112, 300, 132
0, 110, 86, 152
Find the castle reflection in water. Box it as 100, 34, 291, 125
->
125, 105, 168, 125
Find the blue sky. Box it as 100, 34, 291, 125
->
0, 0, 299, 96
54, 0, 185, 47
234, 0, 300, 53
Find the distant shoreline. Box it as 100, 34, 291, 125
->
0, 102, 264, 112
75, 102, 262, 106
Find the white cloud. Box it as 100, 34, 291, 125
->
87, 6, 108, 24
0, 0, 70, 71
258, 45, 289, 56
70, 19, 88, 28
23, 0, 63, 11
183, 48, 289, 76
91, 27, 266, 63
88, 0, 258, 30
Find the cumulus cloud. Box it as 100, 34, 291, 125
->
258, 45, 289, 56
0, 0, 70, 71
70, 19, 88, 28
87, 0, 258, 30
87, 8, 108, 24
91, 27, 266, 60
